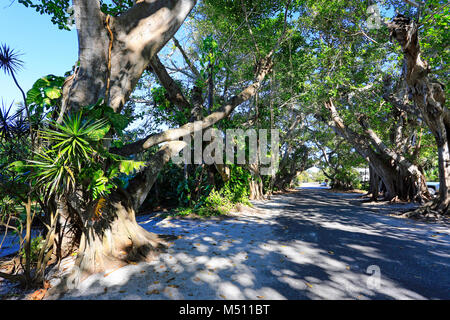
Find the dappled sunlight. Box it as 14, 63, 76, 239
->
56, 189, 450, 300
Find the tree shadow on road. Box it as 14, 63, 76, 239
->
55, 190, 450, 300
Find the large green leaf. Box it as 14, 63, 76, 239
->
44, 86, 61, 99
119, 160, 146, 175
26, 74, 64, 107
87, 123, 111, 141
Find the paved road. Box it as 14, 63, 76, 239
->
57, 188, 450, 300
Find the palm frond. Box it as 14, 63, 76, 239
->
0, 44, 24, 76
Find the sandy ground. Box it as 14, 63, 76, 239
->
47, 185, 450, 300
1, 184, 449, 300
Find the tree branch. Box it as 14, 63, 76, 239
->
126, 141, 187, 210
111, 55, 274, 156
107, 0, 197, 111
172, 37, 201, 78
149, 54, 192, 109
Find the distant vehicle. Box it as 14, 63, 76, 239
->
426, 182, 440, 196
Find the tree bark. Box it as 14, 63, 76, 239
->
248, 163, 264, 200
388, 15, 449, 213
368, 165, 381, 200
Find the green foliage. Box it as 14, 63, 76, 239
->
18, 0, 71, 30
26, 75, 65, 119
221, 165, 251, 205
18, 0, 135, 30
20, 236, 44, 264
296, 171, 313, 184
0, 195, 27, 235
176, 178, 192, 207
197, 189, 234, 216
99, 0, 135, 16
175, 189, 234, 217
27, 110, 144, 201
83, 99, 131, 136
330, 168, 363, 190
310, 170, 326, 183
29, 112, 107, 197
119, 160, 146, 175
150, 86, 189, 126
425, 167, 439, 182
197, 35, 224, 87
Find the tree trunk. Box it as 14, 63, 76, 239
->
388, 15, 449, 213
74, 192, 170, 278
248, 163, 264, 200
45, 1, 197, 295
368, 165, 381, 200
325, 99, 429, 202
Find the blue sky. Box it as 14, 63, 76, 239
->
0, 1, 77, 109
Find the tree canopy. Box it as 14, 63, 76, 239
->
0, 0, 448, 292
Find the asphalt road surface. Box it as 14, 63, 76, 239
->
55, 187, 450, 300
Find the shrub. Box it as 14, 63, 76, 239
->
20, 236, 44, 265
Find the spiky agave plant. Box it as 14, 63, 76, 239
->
0, 101, 15, 140
28, 112, 110, 199
0, 101, 29, 139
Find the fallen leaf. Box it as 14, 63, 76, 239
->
168, 284, 179, 288
28, 289, 47, 300
305, 282, 313, 288
257, 295, 264, 299
146, 289, 160, 295
219, 294, 227, 299
43, 281, 51, 289
193, 277, 201, 282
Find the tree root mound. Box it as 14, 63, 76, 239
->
391, 200, 449, 223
